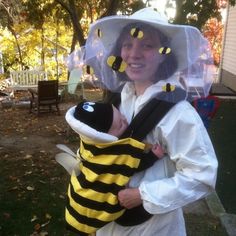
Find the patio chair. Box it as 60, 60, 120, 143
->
193, 95, 220, 129
29, 80, 60, 115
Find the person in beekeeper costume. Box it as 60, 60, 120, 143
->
62, 7, 218, 236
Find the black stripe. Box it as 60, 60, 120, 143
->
115, 204, 153, 226
133, 28, 139, 38
66, 222, 89, 236
166, 83, 171, 92
82, 161, 137, 177
69, 182, 123, 213
112, 56, 122, 71
78, 171, 123, 195
66, 200, 106, 228
82, 142, 144, 157
86, 65, 91, 74
81, 142, 156, 173
161, 47, 168, 54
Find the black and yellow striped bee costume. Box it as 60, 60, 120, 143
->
66, 137, 157, 235
65, 97, 179, 235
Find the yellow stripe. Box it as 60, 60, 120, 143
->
81, 137, 145, 149
89, 137, 146, 149
68, 185, 125, 222
84, 153, 141, 168
71, 174, 118, 205
79, 142, 93, 158
66, 207, 97, 234
81, 164, 130, 186
80, 138, 147, 168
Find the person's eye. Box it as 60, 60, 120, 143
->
122, 42, 132, 49
142, 43, 154, 49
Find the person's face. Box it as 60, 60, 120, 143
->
108, 105, 128, 137
121, 30, 163, 84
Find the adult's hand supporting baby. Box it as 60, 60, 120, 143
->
118, 188, 142, 209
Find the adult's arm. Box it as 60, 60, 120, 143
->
139, 101, 218, 214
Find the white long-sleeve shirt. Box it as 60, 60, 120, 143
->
97, 81, 218, 236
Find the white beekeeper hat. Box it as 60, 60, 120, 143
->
67, 8, 214, 101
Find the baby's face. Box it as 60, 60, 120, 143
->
108, 106, 128, 137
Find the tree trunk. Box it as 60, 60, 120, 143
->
174, 0, 186, 24
68, 0, 85, 46
41, 27, 45, 69
55, 16, 59, 80
70, 32, 77, 53
100, 0, 120, 18
56, 0, 86, 48
10, 27, 24, 70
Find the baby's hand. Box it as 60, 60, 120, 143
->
152, 144, 165, 159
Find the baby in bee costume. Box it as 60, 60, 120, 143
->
64, 101, 164, 235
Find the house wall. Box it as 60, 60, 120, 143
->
221, 5, 236, 91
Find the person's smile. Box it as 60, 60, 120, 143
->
128, 63, 145, 70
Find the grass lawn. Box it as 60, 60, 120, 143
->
0, 150, 76, 236
0, 101, 79, 236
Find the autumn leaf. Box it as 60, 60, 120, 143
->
8, 186, 19, 191
23, 154, 33, 160
31, 215, 38, 222
9, 175, 18, 181
24, 171, 32, 175
41, 220, 50, 227
34, 223, 41, 231
40, 232, 49, 236
45, 213, 52, 220
27, 186, 35, 191
3, 212, 11, 219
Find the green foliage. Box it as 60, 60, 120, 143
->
168, 0, 236, 30
0, 149, 73, 235
0, 0, 231, 79
0, 0, 146, 78
170, 0, 221, 30
0, 19, 72, 81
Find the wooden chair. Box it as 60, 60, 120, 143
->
29, 80, 60, 115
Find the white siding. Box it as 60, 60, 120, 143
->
221, 5, 236, 91
222, 6, 236, 74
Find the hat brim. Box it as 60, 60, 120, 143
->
88, 14, 202, 71
66, 106, 118, 143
